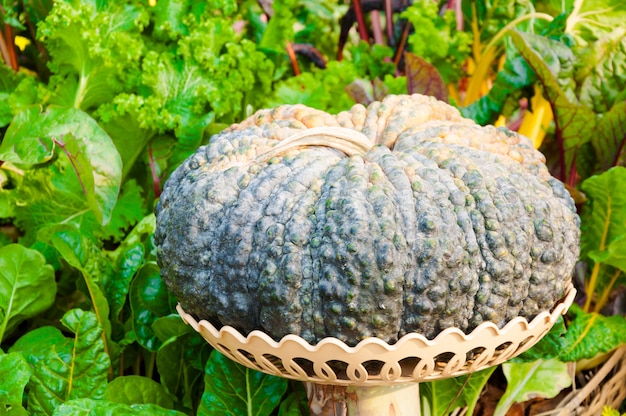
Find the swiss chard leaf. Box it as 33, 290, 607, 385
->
574, 27, 626, 114
129, 263, 176, 352
559, 304, 626, 362
0, 244, 56, 342
510, 30, 597, 183
53, 398, 187, 416
0, 352, 32, 416
154, 318, 209, 411
104, 375, 175, 409
107, 242, 144, 324
592, 101, 626, 171
420, 367, 495, 416
0, 106, 122, 225
405, 52, 448, 102
511, 317, 567, 362
8, 326, 66, 367
198, 350, 287, 416
28, 309, 110, 416
495, 359, 572, 416
462, 38, 536, 125
580, 167, 626, 262
44, 225, 113, 350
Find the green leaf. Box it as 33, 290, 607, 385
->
0, 353, 33, 416
39, 0, 147, 111
100, 180, 146, 243
580, 167, 626, 261
510, 30, 597, 182
575, 28, 626, 113
45, 225, 113, 357
511, 317, 567, 362
108, 242, 144, 322
559, 304, 626, 362
28, 309, 110, 416
566, 0, 626, 44
259, 0, 295, 50
404, 52, 448, 102
8, 326, 66, 367
198, 350, 287, 416
0, 106, 122, 224
100, 113, 154, 179
401, 0, 471, 83
462, 38, 536, 125
592, 100, 626, 171
0, 244, 56, 342
129, 263, 175, 351
421, 367, 495, 416
277, 385, 308, 416
155, 320, 210, 410
104, 376, 174, 409
495, 358, 572, 416
53, 398, 187, 416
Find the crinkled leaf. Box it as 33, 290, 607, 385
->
39, 1, 147, 111
511, 317, 567, 362
0, 352, 32, 416
592, 100, 626, 171
421, 367, 495, 416
100, 180, 146, 243
566, 0, 626, 44
12, 154, 116, 245
510, 30, 597, 182
198, 350, 287, 416
0, 66, 22, 128
156, 334, 208, 410
53, 398, 187, 416
150, 0, 204, 40
269, 61, 358, 113
104, 376, 174, 409
0, 106, 122, 224
130, 263, 176, 351
152, 315, 193, 344
28, 309, 110, 416
0, 244, 55, 341
580, 167, 626, 261
559, 304, 626, 362
41, 225, 116, 373
107, 242, 144, 322
401, 0, 471, 83
8, 326, 66, 367
495, 359, 572, 416
277, 390, 307, 416
575, 28, 626, 113
405, 52, 448, 102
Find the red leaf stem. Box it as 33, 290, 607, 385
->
352, 0, 370, 43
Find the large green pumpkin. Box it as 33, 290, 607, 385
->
155, 94, 580, 346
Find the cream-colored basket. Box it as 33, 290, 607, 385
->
177, 283, 575, 387
554, 345, 626, 415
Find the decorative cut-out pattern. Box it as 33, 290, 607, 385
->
178, 284, 575, 386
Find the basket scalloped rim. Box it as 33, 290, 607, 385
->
177, 283, 575, 384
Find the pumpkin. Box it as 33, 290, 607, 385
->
154, 94, 580, 346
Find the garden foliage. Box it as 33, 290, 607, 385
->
0, 0, 624, 414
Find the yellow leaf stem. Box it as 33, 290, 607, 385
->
518, 85, 554, 149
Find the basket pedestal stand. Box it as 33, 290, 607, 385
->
177, 285, 575, 416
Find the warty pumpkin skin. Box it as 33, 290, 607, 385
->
154, 94, 580, 346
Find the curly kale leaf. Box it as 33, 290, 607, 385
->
402, 0, 472, 83
38, 0, 148, 111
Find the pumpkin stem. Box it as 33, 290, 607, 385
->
256, 127, 374, 162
